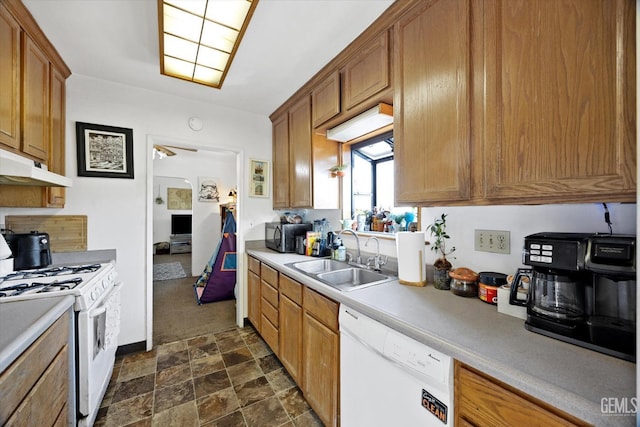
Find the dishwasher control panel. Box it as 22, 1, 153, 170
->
383, 329, 450, 385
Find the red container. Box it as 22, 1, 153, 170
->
478, 272, 508, 305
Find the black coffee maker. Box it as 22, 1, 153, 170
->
512, 232, 636, 362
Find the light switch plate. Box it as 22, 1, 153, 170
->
475, 229, 510, 254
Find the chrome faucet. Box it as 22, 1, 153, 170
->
365, 237, 387, 272
336, 229, 362, 265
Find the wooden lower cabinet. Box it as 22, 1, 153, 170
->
454, 361, 588, 427
302, 287, 339, 427
279, 275, 303, 384
0, 311, 71, 426
247, 256, 261, 332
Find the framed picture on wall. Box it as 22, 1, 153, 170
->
76, 122, 134, 179
249, 159, 269, 198
198, 177, 220, 202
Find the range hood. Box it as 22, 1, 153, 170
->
326, 103, 393, 142
0, 149, 72, 187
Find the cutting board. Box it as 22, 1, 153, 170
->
5, 215, 88, 253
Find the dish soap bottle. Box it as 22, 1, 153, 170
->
337, 241, 346, 262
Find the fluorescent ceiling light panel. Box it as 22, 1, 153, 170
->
158, 0, 258, 89
327, 103, 394, 142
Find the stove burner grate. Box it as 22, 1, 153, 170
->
0, 264, 101, 283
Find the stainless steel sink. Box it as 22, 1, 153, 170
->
285, 258, 395, 291
289, 258, 348, 274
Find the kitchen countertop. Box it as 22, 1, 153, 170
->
247, 248, 636, 427
0, 295, 75, 372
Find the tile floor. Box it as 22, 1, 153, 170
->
95, 325, 323, 427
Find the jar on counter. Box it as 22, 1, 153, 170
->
449, 267, 479, 297
478, 272, 508, 305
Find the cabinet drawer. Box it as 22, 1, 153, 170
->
261, 297, 279, 327
0, 312, 69, 424
261, 280, 279, 308
455, 362, 587, 426
248, 256, 261, 274
303, 286, 338, 331
7, 345, 68, 426
261, 263, 278, 288
279, 274, 302, 305
261, 314, 279, 354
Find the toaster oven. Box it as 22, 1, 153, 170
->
265, 222, 312, 253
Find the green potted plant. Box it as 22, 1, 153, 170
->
428, 213, 456, 290
329, 164, 348, 177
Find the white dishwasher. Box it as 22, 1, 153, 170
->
339, 305, 453, 426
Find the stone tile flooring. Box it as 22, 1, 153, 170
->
95, 325, 322, 427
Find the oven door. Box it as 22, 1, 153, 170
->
77, 281, 122, 426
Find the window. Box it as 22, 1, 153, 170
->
349, 131, 416, 229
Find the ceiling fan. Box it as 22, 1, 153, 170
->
153, 144, 198, 157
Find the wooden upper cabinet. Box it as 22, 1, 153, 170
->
394, 0, 472, 205
288, 96, 312, 208
311, 71, 341, 128
343, 30, 390, 111
0, 3, 20, 150
21, 34, 50, 162
272, 113, 290, 209
479, 0, 636, 203
46, 66, 66, 207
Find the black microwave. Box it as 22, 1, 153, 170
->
265, 222, 312, 253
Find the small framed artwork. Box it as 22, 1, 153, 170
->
249, 159, 269, 198
76, 122, 134, 179
167, 188, 192, 210
198, 177, 220, 202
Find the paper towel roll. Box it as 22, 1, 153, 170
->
396, 232, 426, 286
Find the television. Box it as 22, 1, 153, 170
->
171, 214, 192, 235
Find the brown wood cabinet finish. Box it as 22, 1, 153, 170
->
0, 3, 20, 150
478, 0, 636, 203
454, 361, 589, 426
343, 30, 391, 111
312, 71, 341, 128
21, 33, 50, 162
278, 275, 303, 385
46, 65, 66, 207
394, 0, 472, 204
288, 96, 313, 208
272, 112, 290, 208
0, 311, 70, 426
247, 257, 261, 332
302, 286, 339, 427
260, 263, 279, 353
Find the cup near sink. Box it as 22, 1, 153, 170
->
285, 258, 395, 291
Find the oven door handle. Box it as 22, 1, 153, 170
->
89, 306, 107, 318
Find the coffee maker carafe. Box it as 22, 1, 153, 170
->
519, 232, 636, 362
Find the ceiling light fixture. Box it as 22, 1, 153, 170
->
158, 0, 258, 89
326, 103, 394, 142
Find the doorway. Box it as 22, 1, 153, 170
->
146, 135, 244, 350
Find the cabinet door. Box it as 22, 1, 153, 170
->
312, 71, 340, 128
279, 294, 302, 384
0, 3, 20, 150
288, 96, 312, 208
22, 34, 50, 161
302, 311, 339, 427
343, 30, 390, 111
394, 0, 472, 204
272, 112, 290, 209
46, 66, 66, 207
247, 269, 261, 332
480, 0, 635, 202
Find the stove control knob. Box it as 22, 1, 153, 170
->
91, 290, 98, 302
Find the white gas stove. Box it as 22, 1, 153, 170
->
0, 261, 121, 427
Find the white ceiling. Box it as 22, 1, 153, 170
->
23, 0, 394, 117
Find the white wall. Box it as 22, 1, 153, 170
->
0, 74, 275, 347
152, 176, 192, 245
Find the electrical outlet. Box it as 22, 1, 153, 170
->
475, 229, 510, 254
